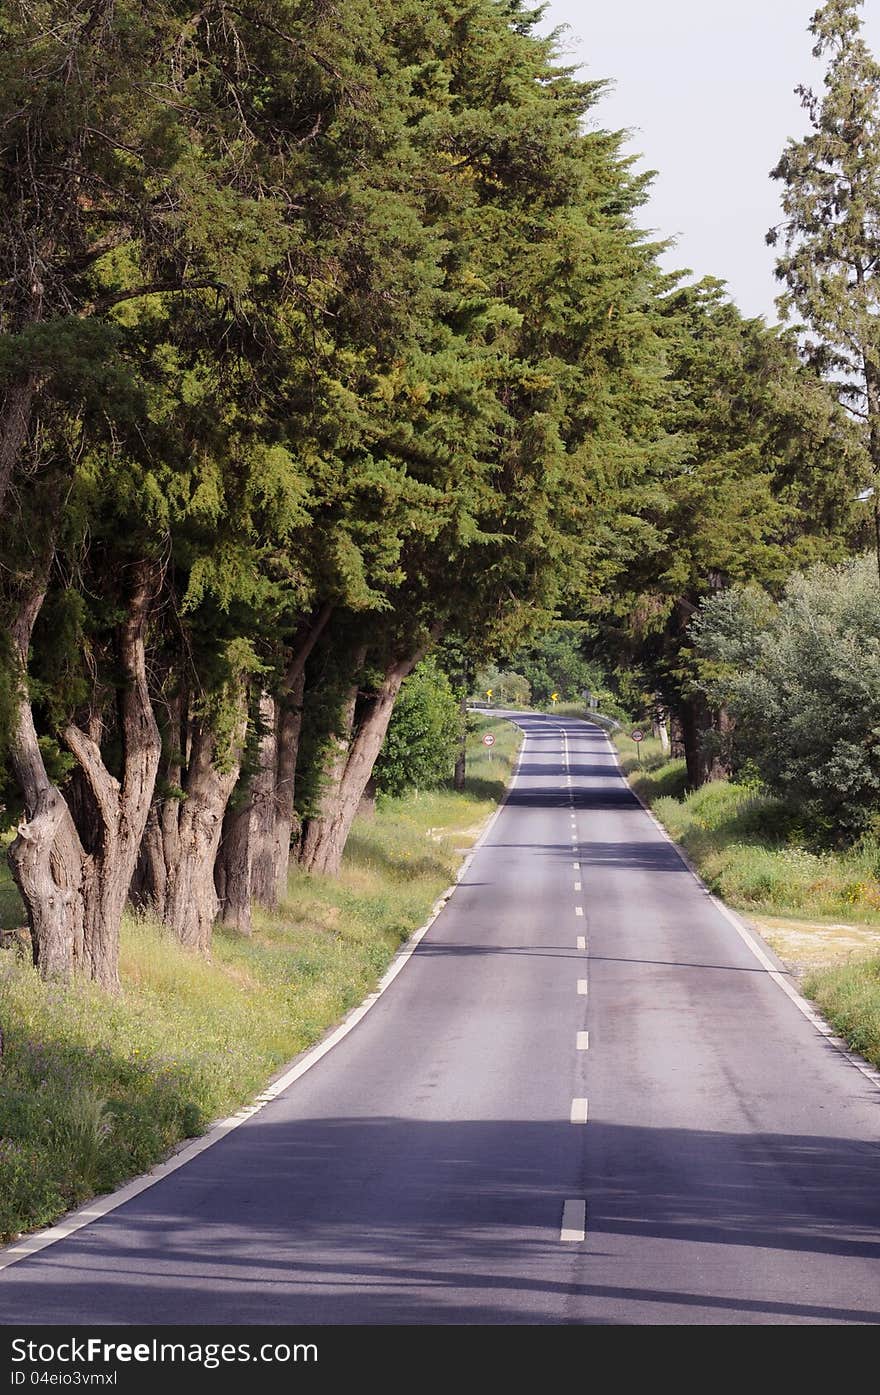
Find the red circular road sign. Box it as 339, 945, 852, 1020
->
482, 733, 496, 747
631, 729, 645, 743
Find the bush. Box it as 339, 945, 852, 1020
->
692, 556, 880, 842
472, 664, 531, 707
373, 657, 463, 796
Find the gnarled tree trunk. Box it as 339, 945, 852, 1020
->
220, 605, 333, 916
299, 646, 425, 878
61, 563, 162, 989
7, 568, 85, 977
140, 693, 248, 954
215, 798, 253, 935
8, 561, 161, 989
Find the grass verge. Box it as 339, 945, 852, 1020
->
0, 716, 520, 1241
608, 728, 880, 1072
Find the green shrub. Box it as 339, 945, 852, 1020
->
373, 657, 463, 796
693, 557, 880, 841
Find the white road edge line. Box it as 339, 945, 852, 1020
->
570, 1098, 589, 1124
600, 724, 880, 1094
560, 1199, 586, 1242
0, 717, 533, 1273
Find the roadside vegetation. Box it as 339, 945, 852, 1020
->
0, 718, 519, 1243
610, 727, 880, 1070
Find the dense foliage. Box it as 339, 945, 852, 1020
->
0, 0, 673, 982
692, 556, 880, 841
373, 659, 462, 797
0, 0, 874, 988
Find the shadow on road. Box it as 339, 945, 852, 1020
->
1, 1115, 879, 1326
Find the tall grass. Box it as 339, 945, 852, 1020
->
805, 961, 880, 1069
0, 716, 520, 1240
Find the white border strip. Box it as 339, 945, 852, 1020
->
596, 720, 880, 1093
0, 717, 529, 1273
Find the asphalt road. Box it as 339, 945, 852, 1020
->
1, 714, 879, 1325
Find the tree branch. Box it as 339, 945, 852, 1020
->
83, 277, 223, 317
63, 722, 120, 832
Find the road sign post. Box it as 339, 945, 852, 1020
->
631, 728, 644, 767
482, 730, 496, 767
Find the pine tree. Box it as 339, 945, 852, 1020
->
768, 0, 880, 543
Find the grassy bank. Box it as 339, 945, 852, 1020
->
607, 728, 880, 1070
0, 716, 520, 1241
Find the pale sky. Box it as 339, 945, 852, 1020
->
542, 1, 880, 322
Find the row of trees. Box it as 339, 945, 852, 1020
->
0, 0, 672, 988
3, 0, 876, 990
578, 0, 880, 787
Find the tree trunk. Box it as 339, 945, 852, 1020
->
8, 561, 160, 989
268, 681, 303, 901
145, 696, 248, 954
6, 562, 85, 979
253, 605, 334, 908
299, 649, 422, 878
214, 797, 252, 937
0, 373, 41, 519
862, 356, 880, 584
653, 702, 670, 756
299, 667, 362, 876
680, 693, 732, 789
453, 693, 467, 791
61, 563, 161, 989
248, 690, 279, 907
215, 799, 253, 935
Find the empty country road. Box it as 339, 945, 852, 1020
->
1, 714, 878, 1326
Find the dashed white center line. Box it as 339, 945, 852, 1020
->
570, 1098, 589, 1124
577, 935, 586, 951
575, 906, 584, 917
577, 1031, 590, 1051
574, 881, 581, 892
572, 861, 580, 870
577, 979, 589, 995
560, 1199, 586, 1243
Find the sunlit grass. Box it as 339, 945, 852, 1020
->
805, 960, 880, 1069
0, 716, 520, 1240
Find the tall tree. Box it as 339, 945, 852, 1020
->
589, 279, 858, 785
768, 0, 879, 556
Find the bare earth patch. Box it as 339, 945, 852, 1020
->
751, 915, 880, 978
